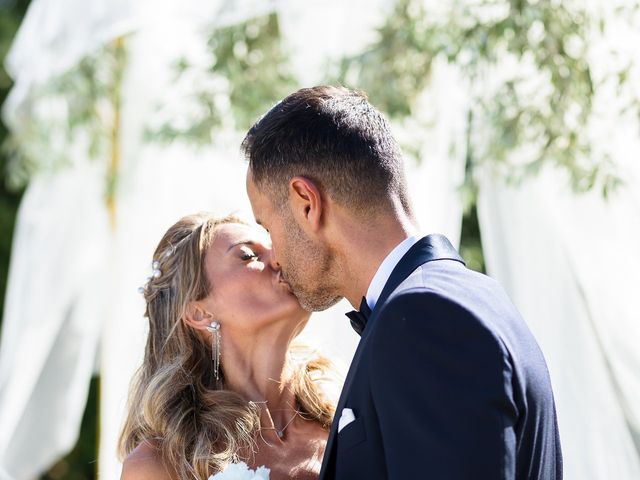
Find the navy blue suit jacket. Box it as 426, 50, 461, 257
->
319, 235, 562, 479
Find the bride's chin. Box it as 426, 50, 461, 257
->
277, 284, 304, 306
274, 291, 308, 313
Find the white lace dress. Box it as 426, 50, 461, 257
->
209, 461, 270, 480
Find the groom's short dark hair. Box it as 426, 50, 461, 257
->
242, 86, 412, 215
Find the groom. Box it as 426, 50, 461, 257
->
243, 86, 562, 479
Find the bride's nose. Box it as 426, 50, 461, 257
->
264, 245, 281, 271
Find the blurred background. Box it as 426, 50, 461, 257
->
0, 0, 639, 478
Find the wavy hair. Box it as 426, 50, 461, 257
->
118, 213, 336, 479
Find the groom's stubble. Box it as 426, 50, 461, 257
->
279, 206, 343, 312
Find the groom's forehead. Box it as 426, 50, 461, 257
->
246, 168, 262, 201
246, 173, 274, 216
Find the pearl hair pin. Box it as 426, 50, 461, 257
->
138, 251, 172, 294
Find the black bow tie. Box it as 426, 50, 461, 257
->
346, 297, 372, 336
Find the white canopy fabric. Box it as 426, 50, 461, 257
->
0, 162, 109, 479
477, 162, 640, 479
2, 0, 283, 129
476, 7, 640, 475
0, 1, 467, 478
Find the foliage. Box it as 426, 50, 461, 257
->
7, 2, 640, 199
0, 0, 30, 326
459, 198, 485, 273
148, 13, 297, 144
210, 14, 298, 131
332, 0, 436, 119
2, 40, 126, 201
333, 0, 640, 197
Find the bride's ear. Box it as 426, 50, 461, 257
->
183, 302, 215, 331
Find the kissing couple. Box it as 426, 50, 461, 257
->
119, 86, 562, 479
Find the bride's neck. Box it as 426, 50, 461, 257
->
221, 326, 298, 415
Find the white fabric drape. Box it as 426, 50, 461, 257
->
0, 163, 110, 479
2, 0, 285, 127
0, 1, 466, 478
476, 2, 640, 476
477, 164, 640, 480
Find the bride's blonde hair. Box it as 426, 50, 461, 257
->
118, 213, 336, 479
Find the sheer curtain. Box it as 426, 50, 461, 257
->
478, 2, 640, 480
478, 164, 640, 479
476, 6, 640, 473
0, 1, 466, 478
0, 163, 110, 479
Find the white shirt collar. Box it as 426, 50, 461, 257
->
365, 235, 420, 311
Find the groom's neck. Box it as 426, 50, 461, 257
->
331, 204, 418, 309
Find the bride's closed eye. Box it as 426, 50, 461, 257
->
240, 246, 259, 261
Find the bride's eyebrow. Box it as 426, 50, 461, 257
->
226, 240, 258, 253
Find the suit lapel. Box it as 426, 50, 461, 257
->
319, 234, 464, 479
376, 234, 464, 308
336, 234, 464, 408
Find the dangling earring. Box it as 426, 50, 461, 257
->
206, 321, 221, 385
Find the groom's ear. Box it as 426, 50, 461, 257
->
183, 302, 214, 331
289, 176, 323, 232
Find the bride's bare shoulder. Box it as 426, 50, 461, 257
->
121, 441, 172, 480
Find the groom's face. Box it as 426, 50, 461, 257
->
246, 171, 342, 312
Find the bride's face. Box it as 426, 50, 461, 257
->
201, 223, 309, 331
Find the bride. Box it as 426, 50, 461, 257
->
119, 213, 335, 479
